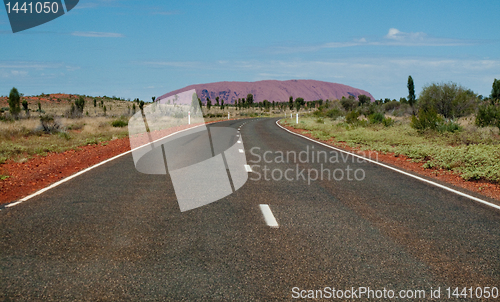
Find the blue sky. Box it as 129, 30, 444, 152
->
1, 0, 499, 101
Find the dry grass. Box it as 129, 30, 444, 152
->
0, 116, 128, 163
284, 115, 500, 183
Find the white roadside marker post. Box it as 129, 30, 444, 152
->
228, 112, 230, 120
296, 113, 298, 124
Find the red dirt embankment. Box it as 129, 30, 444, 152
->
282, 125, 500, 202
0, 138, 131, 204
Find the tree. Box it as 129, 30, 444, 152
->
8, 87, 21, 118
216, 96, 220, 107
75, 96, 85, 114
152, 96, 156, 103
358, 94, 371, 106
340, 96, 356, 111
22, 100, 29, 116
220, 99, 224, 110
138, 101, 145, 117
407, 75, 416, 114
246, 94, 254, 107
295, 97, 305, 111
206, 97, 212, 110
418, 82, 477, 119
93, 99, 97, 107
288, 96, 294, 110
476, 103, 500, 130
491, 78, 500, 102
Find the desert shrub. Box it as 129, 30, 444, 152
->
476, 103, 500, 130
345, 110, 360, 124
313, 109, 324, 117
437, 121, 462, 133
383, 101, 400, 112
111, 119, 128, 127
39, 115, 60, 133
58, 131, 71, 140
8, 87, 21, 119
368, 112, 385, 124
411, 104, 442, 131
382, 117, 395, 127
315, 117, 324, 124
326, 108, 342, 119
340, 97, 357, 111
418, 82, 477, 119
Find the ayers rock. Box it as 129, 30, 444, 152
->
157, 80, 374, 104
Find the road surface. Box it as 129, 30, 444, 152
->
1, 118, 499, 301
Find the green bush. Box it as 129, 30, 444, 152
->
476, 103, 500, 130
345, 110, 360, 124
368, 112, 385, 124
411, 105, 442, 131
340, 97, 356, 111
111, 119, 128, 127
383, 101, 400, 112
418, 82, 477, 119
382, 117, 395, 127
437, 121, 462, 133
326, 108, 342, 119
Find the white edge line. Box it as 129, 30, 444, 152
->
259, 204, 279, 228
275, 119, 500, 212
5, 122, 210, 208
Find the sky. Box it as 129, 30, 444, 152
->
1, 0, 499, 101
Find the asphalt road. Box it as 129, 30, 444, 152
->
1, 117, 499, 301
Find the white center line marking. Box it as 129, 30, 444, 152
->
237, 140, 242, 143
259, 204, 279, 228
238, 149, 244, 153
244, 164, 253, 172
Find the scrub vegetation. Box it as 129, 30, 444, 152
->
282, 78, 500, 184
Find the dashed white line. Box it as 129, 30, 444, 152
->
237, 140, 242, 143
244, 164, 253, 172
259, 204, 279, 228
239, 149, 244, 153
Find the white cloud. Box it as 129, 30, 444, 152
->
0, 62, 62, 69
268, 28, 474, 54
71, 31, 124, 38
